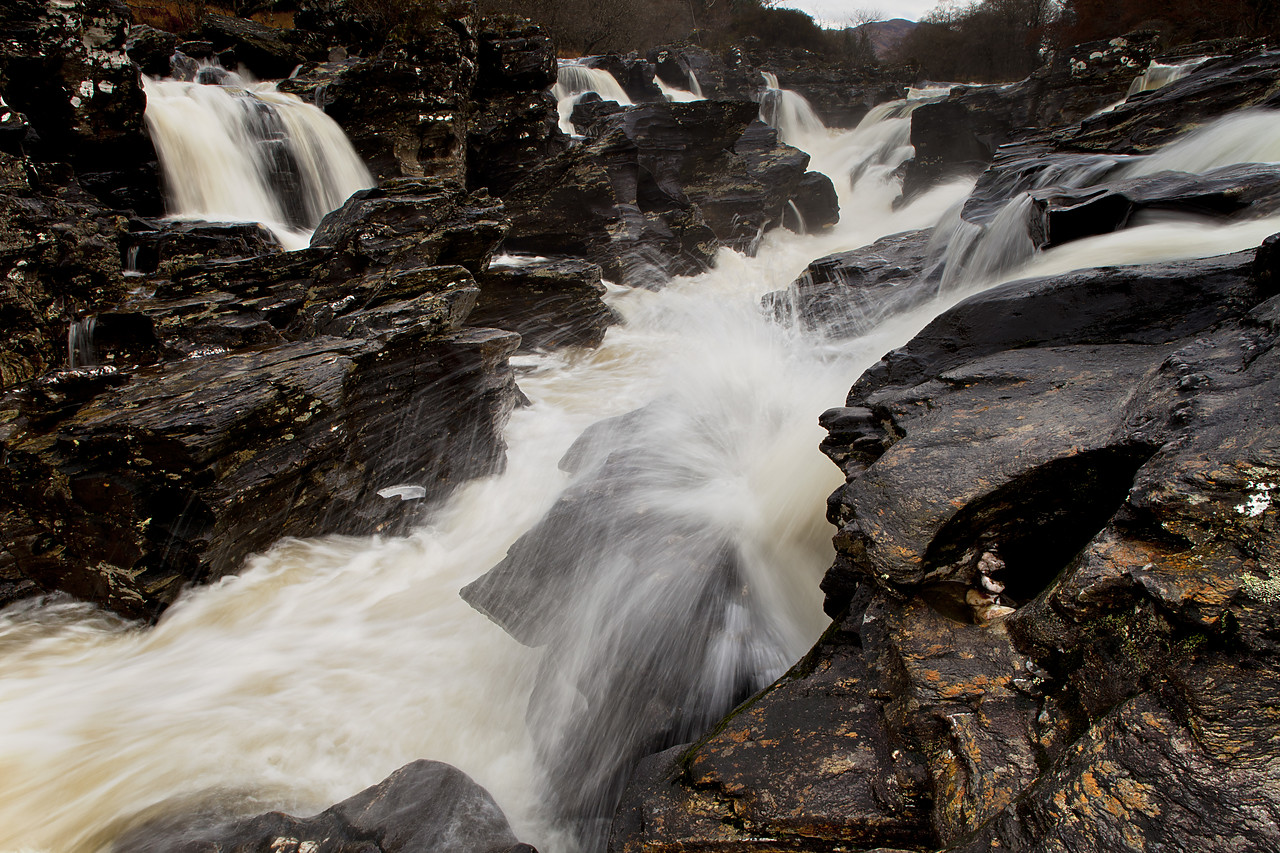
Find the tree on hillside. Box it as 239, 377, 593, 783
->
894, 0, 1058, 81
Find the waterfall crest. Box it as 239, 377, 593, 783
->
552, 63, 634, 136
142, 71, 375, 250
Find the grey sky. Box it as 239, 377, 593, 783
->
774, 0, 943, 26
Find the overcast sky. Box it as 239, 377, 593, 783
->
774, 0, 942, 26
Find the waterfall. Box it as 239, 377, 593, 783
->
654, 75, 702, 102
758, 71, 827, 145
1126, 57, 1207, 96
7, 72, 1280, 853
688, 71, 704, 98
142, 69, 375, 250
552, 62, 634, 136
67, 317, 97, 368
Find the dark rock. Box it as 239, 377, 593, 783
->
311, 178, 508, 276
467, 19, 568, 196
113, 759, 531, 853
502, 101, 830, 285
123, 220, 282, 278
125, 24, 176, 78
0, 0, 161, 212
199, 14, 309, 81
569, 92, 626, 137
469, 257, 619, 351
763, 229, 936, 339
279, 24, 477, 182
0, 150, 128, 387
786, 170, 840, 234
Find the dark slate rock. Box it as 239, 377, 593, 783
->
199, 14, 309, 81
582, 54, 664, 103
112, 759, 533, 853
762, 229, 934, 338
122, 220, 282, 278
470, 257, 620, 351
124, 24, 176, 78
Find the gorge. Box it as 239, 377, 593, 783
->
1, 2, 1278, 853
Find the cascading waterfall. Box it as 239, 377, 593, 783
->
142, 69, 375, 250
552, 63, 634, 136
6, 72, 1280, 853
758, 71, 827, 144
934, 109, 1280, 290
1126, 57, 1207, 96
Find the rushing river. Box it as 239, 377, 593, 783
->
3, 67, 1279, 853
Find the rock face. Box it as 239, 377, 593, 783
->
0, 0, 160, 212
0, 178, 522, 619
113, 759, 534, 853
501, 100, 838, 286
279, 25, 478, 182
470, 258, 619, 351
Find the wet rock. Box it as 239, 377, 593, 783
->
124, 24, 176, 78
0, 150, 128, 387
0, 0, 161, 212
469, 257, 619, 351
569, 93, 626, 137
112, 759, 533, 853
467, 18, 567, 196
501, 101, 830, 285
199, 14, 312, 81
763, 229, 934, 339
122, 220, 282, 278
279, 24, 477, 182
311, 178, 508, 276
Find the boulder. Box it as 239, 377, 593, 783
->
762, 229, 936, 338
583, 54, 664, 103
469, 257, 619, 351
199, 13, 313, 81
122, 220, 282, 279
112, 759, 534, 853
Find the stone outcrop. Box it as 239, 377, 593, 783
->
501, 100, 839, 286
0, 178, 523, 619
469, 258, 619, 351
113, 759, 537, 853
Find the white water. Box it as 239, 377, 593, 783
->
654, 75, 702, 102
935, 109, 1280, 290
5, 80, 1280, 853
142, 71, 374, 250
1126, 57, 1207, 96
758, 71, 827, 145
552, 63, 634, 136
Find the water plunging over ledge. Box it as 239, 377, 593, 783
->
142, 68, 375, 250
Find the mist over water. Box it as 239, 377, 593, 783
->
4, 71, 1278, 853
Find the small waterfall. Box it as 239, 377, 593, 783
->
123, 245, 141, 278
1123, 109, 1280, 176
934, 110, 1280, 291
142, 69, 375, 250
654, 76, 701, 103
688, 71, 704, 99
552, 62, 634, 136
758, 71, 827, 145
67, 317, 97, 369
1126, 57, 1207, 96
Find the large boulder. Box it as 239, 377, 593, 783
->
469, 257, 619, 351
113, 759, 535, 853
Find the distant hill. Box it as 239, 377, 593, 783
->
858, 18, 918, 59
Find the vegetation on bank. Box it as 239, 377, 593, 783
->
125, 0, 1280, 84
